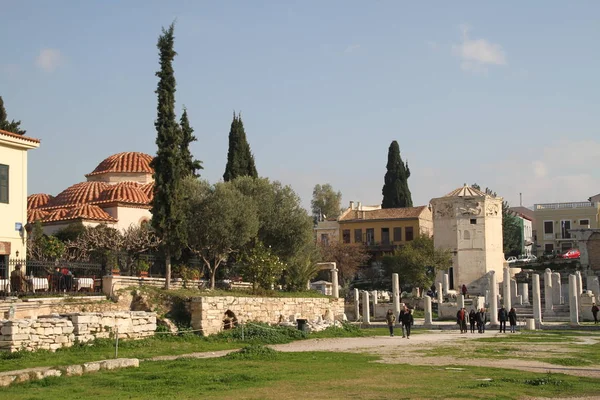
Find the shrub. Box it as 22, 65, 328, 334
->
225, 344, 279, 360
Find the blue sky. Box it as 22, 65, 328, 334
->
1, 1, 599, 211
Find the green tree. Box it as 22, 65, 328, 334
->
381, 140, 413, 208
179, 107, 203, 177
27, 221, 65, 261
240, 242, 286, 292
0, 96, 26, 135
230, 176, 313, 264
381, 235, 452, 293
223, 112, 258, 181
284, 245, 321, 292
311, 184, 342, 222
54, 223, 87, 243
150, 23, 186, 289
471, 183, 523, 257
183, 178, 259, 289
319, 241, 371, 287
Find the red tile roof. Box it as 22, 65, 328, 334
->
339, 206, 428, 222
140, 182, 154, 201
27, 209, 49, 223
44, 204, 117, 223
45, 181, 108, 208
86, 152, 153, 177
97, 182, 150, 205
0, 129, 41, 144
27, 193, 53, 209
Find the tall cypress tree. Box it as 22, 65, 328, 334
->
0, 96, 26, 135
150, 23, 185, 289
179, 107, 203, 177
381, 140, 413, 208
223, 112, 258, 181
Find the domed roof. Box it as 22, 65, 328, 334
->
140, 182, 154, 201
45, 181, 108, 208
27, 209, 49, 223
44, 208, 70, 222
86, 152, 154, 177
444, 184, 488, 198
28, 193, 53, 209
44, 205, 117, 223
97, 182, 150, 205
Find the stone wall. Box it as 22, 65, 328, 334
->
191, 296, 345, 336
0, 296, 125, 320
0, 311, 156, 352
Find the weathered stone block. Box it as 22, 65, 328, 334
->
59, 365, 83, 377
82, 362, 101, 373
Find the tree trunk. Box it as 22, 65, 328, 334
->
210, 268, 216, 290
165, 249, 171, 290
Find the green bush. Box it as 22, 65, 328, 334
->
225, 344, 279, 360
214, 322, 306, 344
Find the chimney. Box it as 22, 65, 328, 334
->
357, 202, 362, 210
361, 210, 366, 219
349, 201, 355, 210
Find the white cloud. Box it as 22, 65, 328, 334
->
35, 48, 63, 72
452, 25, 507, 73
344, 44, 361, 53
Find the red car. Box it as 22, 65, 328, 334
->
558, 249, 580, 259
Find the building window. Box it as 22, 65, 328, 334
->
561, 220, 571, 239
406, 226, 414, 241
321, 234, 329, 246
464, 230, 471, 240
543, 221, 554, 235
381, 228, 390, 245
342, 230, 350, 244
470, 218, 477, 225
366, 228, 375, 245
544, 243, 554, 253
580, 219, 590, 226
354, 229, 362, 243
0, 164, 8, 204
393, 227, 402, 242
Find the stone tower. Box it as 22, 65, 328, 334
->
430, 184, 505, 292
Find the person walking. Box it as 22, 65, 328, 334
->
386, 309, 396, 337
498, 306, 508, 333
592, 303, 599, 324
508, 307, 518, 333
401, 308, 414, 339
477, 308, 487, 333
469, 309, 477, 333
398, 306, 407, 338
461, 284, 468, 298
456, 308, 467, 333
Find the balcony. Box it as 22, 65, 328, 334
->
535, 202, 595, 210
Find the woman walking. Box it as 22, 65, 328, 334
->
469, 309, 477, 333
386, 309, 396, 337
508, 307, 518, 333
401, 308, 414, 339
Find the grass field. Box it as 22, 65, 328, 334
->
2, 349, 599, 400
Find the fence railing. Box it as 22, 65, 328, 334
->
1, 258, 103, 296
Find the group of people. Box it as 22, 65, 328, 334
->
456, 307, 488, 334
386, 306, 414, 338
8, 264, 74, 294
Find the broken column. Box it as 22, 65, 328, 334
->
519, 283, 529, 305
569, 274, 579, 326
503, 267, 511, 310
437, 282, 443, 304
458, 294, 465, 310
510, 279, 518, 305
551, 272, 562, 305
489, 271, 499, 326
532, 274, 542, 327
544, 268, 553, 313
443, 273, 449, 295
392, 273, 400, 315
331, 266, 339, 298
424, 295, 433, 326
576, 271, 583, 295
354, 288, 360, 321
361, 291, 370, 324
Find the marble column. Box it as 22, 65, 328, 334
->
443, 274, 449, 295
569, 274, 579, 326
485, 290, 490, 306
576, 271, 583, 295
392, 273, 400, 315
424, 295, 433, 326
354, 288, 360, 322
489, 271, 499, 325
519, 283, 529, 304
532, 274, 542, 327
503, 268, 511, 310
551, 272, 562, 305
544, 268, 553, 313
476, 296, 485, 310
510, 279, 518, 304
437, 282, 443, 304
458, 294, 465, 310
372, 290, 378, 306
588, 276, 600, 298
331, 267, 339, 298
362, 291, 370, 324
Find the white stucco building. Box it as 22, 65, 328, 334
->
28, 152, 153, 234
0, 129, 40, 274
430, 184, 506, 291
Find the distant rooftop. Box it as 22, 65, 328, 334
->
534, 201, 597, 210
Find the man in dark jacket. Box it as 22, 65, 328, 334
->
498, 306, 508, 333
477, 308, 487, 333
401, 308, 414, 339
398, 306, 407, 338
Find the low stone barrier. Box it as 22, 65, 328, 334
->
0, 358, 139, 387
0, 311, 156, 352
